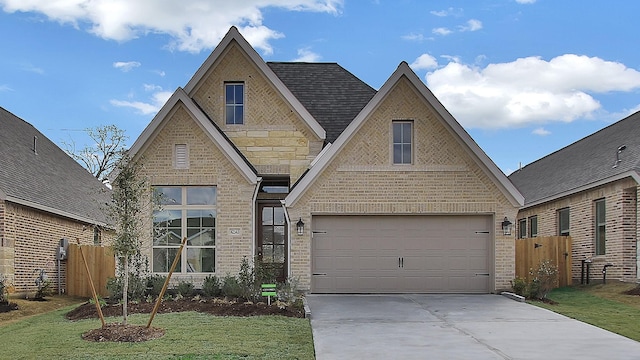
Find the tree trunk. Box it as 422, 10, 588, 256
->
122, 256, 129, 325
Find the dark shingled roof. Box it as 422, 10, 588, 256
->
509, 110, 640, 206
0, 107, 111, 224
267, 62, 377, 143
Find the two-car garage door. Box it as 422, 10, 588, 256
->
311, 215, 493, 293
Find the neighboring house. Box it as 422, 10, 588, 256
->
126, 27, 523, 294
509, 111, 640, 283
0, 107, 111, 295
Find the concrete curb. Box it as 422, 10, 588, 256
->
302, 296, 312, 318
501, 291, 526, 302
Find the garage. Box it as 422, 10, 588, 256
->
311, 215, 493, 293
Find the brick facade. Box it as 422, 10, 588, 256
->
0, 201, 107, 295
516, 177, 638, 283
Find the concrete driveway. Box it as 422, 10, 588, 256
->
305, 294, 640, 360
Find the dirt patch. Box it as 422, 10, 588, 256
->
82, 323, 165, 342
623, 286, 640, 296
0, 302, 19, 313
67, 298, 304, 321
0, 295, 86, 326
67, 297, 304, 342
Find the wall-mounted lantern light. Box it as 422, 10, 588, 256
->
296, 218, 305, 236
501, 217, 513, 236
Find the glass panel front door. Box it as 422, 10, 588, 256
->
258, 204, 287, 282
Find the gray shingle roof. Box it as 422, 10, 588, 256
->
267, 62, 377, 143
509, 110, 640, 206
0, 107, 111, 224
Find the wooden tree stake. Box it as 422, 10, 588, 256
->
147, 236, 187, 328
76, 238, 106, 328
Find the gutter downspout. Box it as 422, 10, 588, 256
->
251, 177, 263, 263
281, 200, 291, 279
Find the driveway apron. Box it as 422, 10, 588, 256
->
305, 294, 640, 360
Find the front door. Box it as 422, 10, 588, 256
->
257, 203, 287, 282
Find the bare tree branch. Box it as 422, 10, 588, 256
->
62, 125, 128, 181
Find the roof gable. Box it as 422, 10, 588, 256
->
0, 107, 110, 225
183, 26, 325, 141
127, 88, 259, 184
285, 62, 524, 207
509, 110, 640, 206
267, 62, 376, 143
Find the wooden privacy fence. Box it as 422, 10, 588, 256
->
515, 236, 572, 287
67, 244, 115, 297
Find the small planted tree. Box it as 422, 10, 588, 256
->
108, 156, 149, 325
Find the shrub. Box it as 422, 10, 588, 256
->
221, 275, 242, 298
106, 273, 146, 302
0, 274, 9, 304
510, 277, 527, 297
277, 277, 301, 304
175, 280, 195, 297
202, 275, 222, 297
33, 269, 53, 300
146, 274, 167, 298
528, 259, 558, 299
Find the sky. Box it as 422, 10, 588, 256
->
1, 0, 639, 175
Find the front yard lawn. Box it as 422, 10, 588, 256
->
0, 305, 315, 359
533, 282, 640, 342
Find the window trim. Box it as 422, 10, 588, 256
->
225, 82, 244, 125
528, 215, 538, 238
518, 218, 527, 239
595, 199, 606, 255
558, 207, 570, 236
152, 186, 217, 274
392, 120, 413, 165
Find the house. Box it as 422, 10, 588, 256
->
126, 27, 524, 293
0, 107, 111, 295
509, 110, 640, 284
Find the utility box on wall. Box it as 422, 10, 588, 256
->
57, 238, 69, 260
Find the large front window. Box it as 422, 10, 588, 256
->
153, 186, 216, 273
595, 199, 606, 255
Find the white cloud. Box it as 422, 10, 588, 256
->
0, 0, 343, 54
293, 47, 321, 62
0, 84, 13, 92
432, 27, 452, 36
401, 32, 426, 42
143, 84, 162, 92
410, 54, 438, 71
459, 19, 482, 32
532, 127, 550, 136
110, 90, 172, 115
430, 8, 463, 17
113, 61, 141, 72
21, 63, 44, 74
516, 0, 536, 4
424, 54, 640, 129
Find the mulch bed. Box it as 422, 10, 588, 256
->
0, 301, 19, 313
66, 297, 305, 343
624, 287, 640, 296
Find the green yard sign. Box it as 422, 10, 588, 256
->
261, 283, 276, 305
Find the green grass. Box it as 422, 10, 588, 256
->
533, 285, 640, 342
0, 305, 315, 359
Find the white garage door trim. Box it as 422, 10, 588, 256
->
311, 215, 493, 293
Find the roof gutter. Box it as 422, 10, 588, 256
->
520, 170, 640, 209
5, 195, 110, 227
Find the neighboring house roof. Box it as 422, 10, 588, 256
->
0, 107, 110, 225
267, 62, 377, 143
285, 62, 525, 208
509, 110, 640, 207
128, 88, 260, 184
184, 26, 326, 141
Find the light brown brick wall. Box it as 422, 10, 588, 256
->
2, 201, 104, 295
517, 178, 638, 283
138, 104, 257, 282
190, 43, 322, 183
289, 77, 519, 292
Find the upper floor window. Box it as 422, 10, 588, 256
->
152, 186, 217, 274
528, 215, 538, 237
595, 199, 606, 255
518, 218, 527, 239
225, 83, 244, 125
393, 121, 413, 164
558, 208, 570, 236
